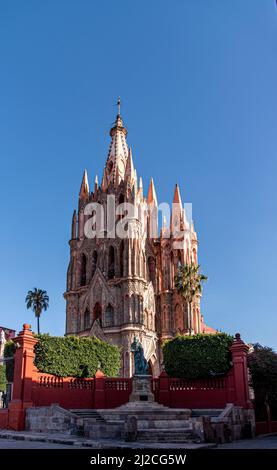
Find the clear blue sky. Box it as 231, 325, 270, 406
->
0, 1, 276, 349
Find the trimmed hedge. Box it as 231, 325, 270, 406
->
34, 334, 121, 378
163, 333, 233, 379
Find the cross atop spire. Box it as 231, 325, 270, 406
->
110, 97, 127, 137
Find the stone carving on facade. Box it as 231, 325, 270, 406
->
89, 318, 106, 341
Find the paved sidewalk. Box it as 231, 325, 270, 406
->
0, 430, 215, 449
217, 435, 277, 449
0, 438, 75, 449
2, 430, 276, 449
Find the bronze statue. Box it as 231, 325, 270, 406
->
131, 336, 148, 375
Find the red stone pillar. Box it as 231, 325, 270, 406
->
157, 371, 170, 406
230, 333, 252, 409
93, 370, 106, 409
8, 324, 38, 430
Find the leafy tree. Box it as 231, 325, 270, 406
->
175, 264, 208, 333
4, 341, 16, 382
0, 364, 7, 391
25, 288, 49, 334
247, 343, 277, 420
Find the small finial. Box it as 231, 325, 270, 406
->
117, 96, 121, 116
23, 324, 31, 331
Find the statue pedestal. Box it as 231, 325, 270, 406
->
129, 375, 154, 403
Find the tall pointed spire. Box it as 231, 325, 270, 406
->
102, 98, 129, 190
94, 174, 99, 192
147, 177, 158, 206
171, 183, 184, 233
173, 183, 182, 205
79, 169, 89, 200
137, 176, 143, 200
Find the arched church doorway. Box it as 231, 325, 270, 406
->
93, 302, 102, 325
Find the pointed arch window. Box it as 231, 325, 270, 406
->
105, 304, 114, 327
93, 302, 102, 325
117, 193, 125, 221
148, 257, 156, 287
175, 304, 183, 332
131, 294, 136, 323
108, 245, 115, 279
119, 240, 124, 277
84, 309, 90, 330
80, 253, 87, 286
92, 250, 98, 278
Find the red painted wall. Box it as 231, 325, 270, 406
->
28, 370, 241, 412
256, 421, 277, 435
31, 373, 132, 410
0, 410, 8, 428
155, 373, 237, 409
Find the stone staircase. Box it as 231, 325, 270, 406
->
70, 409, 105, 421
69, 402, 204, 443
69, 409, 106, 436
137, 429, 197, 443
26, 403, 255, 444
191, 409, 223, 418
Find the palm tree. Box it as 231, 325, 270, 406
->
25, 288, 49, 334
175, 264, 208, 334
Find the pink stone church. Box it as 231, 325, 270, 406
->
64, 101, 215, 377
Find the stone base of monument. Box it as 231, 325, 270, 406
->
129, 374, 154, 403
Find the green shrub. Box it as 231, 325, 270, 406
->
163, 333, 233, 378
34, 334, 121, 378
4, 340, 16, 382
0, 364, 7, 391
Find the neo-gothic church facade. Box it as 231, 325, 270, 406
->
64, 103, 215, 377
